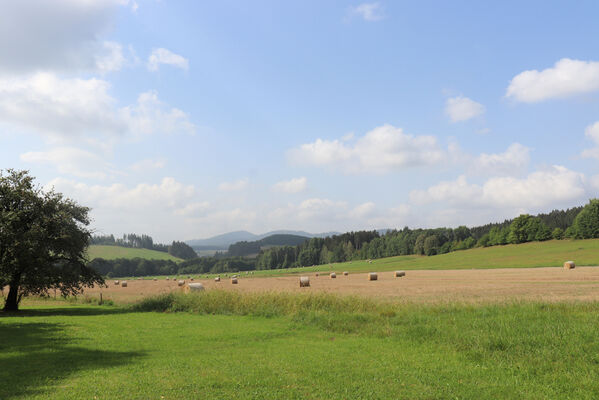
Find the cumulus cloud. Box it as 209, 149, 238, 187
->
147, 48, 189, 71
0, 0, 135, 74
581, 121, 599, 159
0, 73, 195, 143
471, 143, 530, 177
288, 124, 446, 174
272, 177, 307, 193
347, 3, 385, 21
20, 147, 114, 180
410, 165, 587, 210
445, 96, 485, 122
506, 58, 599, 103
218, 179, 249, 192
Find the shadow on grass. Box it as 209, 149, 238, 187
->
0, 320, 144, 399
0, 306, 131, 318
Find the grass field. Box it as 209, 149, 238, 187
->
87, 245, 183, 261
243, 239, 599, 278
2, 291, 599, 399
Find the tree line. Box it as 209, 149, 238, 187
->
254, 203, 592, 269
89, 256, 256, 277
86, 199, 599, 277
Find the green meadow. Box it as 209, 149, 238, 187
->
2, 291, 599, 399
219, 238, 599, 278
87, 245, 183, 261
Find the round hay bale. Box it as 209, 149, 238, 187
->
564, 261, 575, 270
185, 283, 205, 293
231, 277, 238, 284
214, 277, 221, 282
299, 276, 310, 287
368, 272, 378, 281
395, 270, 406, 278
121, 281, 128, 287
330, 272, 336, 279
343, 271, 349, 276
114, 280, 119, 285
177, 280, 185, 287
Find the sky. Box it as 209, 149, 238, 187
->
1, 0, 599, 242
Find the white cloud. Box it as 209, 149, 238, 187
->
95, 41, 126, 73
147, 48, 189, 71
506, 58, 599, 103
410, 165, 587, 210
0, 0, 135, 74
349, 202, 376, 219
0, 73, 195, 144
347, 3, 384, 21
20, 147, 113, 180
174, 201, 211, 217
272, 177, 307, 193
120, 91, 196, 137
581, 121, 599, 159
288, 124, 446, 174
46, 177, 197, 211
130, 158, 167, 172
472, 143, 530, 177
445, 96, 485, 122
218, 179, 249, 192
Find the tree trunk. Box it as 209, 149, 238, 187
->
3, 276, 20, 311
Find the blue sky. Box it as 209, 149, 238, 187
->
1, 0, 599, 242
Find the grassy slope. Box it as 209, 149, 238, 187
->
246, 239, 599, 277
2, 292, 599, 399
87, 245, 183, 261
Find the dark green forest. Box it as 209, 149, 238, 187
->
88, 200, 599, 277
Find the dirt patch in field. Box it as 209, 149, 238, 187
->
82, 267, 599, 304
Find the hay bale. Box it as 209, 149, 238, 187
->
343, 271, 349, 276
330, 272, 336, 279
185, 283, 205, 293
231, 277, 238, 284
214, 277, 221, 282
121, 281, 128, 287
395, 270, 406, 278
114, 280, 119, 285
177, 280, 185, 287
299, 276, 310, 287
368, 272, 378, 281
564, 261, 575, 270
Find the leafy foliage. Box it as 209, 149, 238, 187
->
0, 169, 103, 311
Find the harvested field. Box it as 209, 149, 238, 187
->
83, 266, 599, 303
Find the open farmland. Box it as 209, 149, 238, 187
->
81, 266, 599, 304
87, 245, 183, 261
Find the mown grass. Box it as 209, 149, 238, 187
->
2, 291, 599, 399
87, 245, 183, 261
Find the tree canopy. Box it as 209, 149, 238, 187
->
0, 170, 103, 311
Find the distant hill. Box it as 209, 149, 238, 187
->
87, 245, 183, 261
186, 230, 340, 250
227, 234, 310, 257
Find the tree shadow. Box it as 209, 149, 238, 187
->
0, 306, 132, 318
0, 321, 144, 399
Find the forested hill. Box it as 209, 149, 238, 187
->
227, 234, 309, 257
